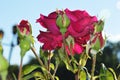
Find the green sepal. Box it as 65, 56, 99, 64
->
56, 13, 70, 34
19, 38, 31, 58
92, 38, 101, 51
60, 28, 67, 34
95, 20, 104, 33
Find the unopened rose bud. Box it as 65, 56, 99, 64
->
56, 12, 70, 34
17, 20, 32, 38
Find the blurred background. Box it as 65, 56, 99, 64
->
0, 0, 120, 80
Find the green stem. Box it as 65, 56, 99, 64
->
53, 63, 59, 77
18, 57, 23, 80
31, 46, 54, 80
31, 46, 44, 66
62, 34, 70, 63
91, 54, 96, 80
48, 51, 51, 72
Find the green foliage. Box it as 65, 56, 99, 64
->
99, 63, 117, 80
22, 64, 40, 75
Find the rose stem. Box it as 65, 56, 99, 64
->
31, 46, 44, 66
18, 57, 23, 80
91, 54, 96, 80
62, 34, 70, 63
47, 51, 51, 79
31, 46, 54, 80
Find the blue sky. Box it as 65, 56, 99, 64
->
0, 0, 120, 65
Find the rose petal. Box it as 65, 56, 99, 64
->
36, 14, 60, 35
37, 31, 62, 50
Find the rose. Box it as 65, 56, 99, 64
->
37, 9, 97, 54
17, 20, 32, 38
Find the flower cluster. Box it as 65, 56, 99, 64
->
37, 8, 99, 55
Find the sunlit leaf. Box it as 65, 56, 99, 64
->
99, 63, 117, 80
79, 69, 87, 80
55, 76, 59, 80
79, 53, 88, 67
64, 60, 73, 72
50, 63, 55, 70
22, 64, 40, 75
108, 68, 117, 80
33, 71, 45, 80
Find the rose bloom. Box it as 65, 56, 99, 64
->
37, 8, 97, 54
17, 20, 32, 36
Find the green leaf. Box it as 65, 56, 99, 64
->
99, 64, 107, 80
55, 76, 59, 80
99, 63, 117, 80
64, 60, 73, 72
79, 69, 87, 80
22, 64, 40, 75
22, 74, 33, 80
79, 53, 89, 67
108, 68, 117, 80
33, 72, 45, 80
50, 63, 55, 70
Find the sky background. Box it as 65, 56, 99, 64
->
0, 0, 120, 65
